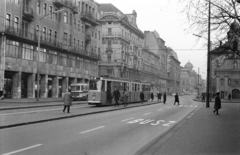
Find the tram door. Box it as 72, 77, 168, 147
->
106, 81, 112, 104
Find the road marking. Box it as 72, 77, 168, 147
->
2, 144, 42, 155
80, 126, 105, 134
166, 107, 171, 108
157, 109, 162, 111
143, 113, 151, 115
179, 105, 183, 107
121, 118, 134, 122
187, 116, 192, 118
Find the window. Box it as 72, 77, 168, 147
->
37, 2, 41, 14
55, 8, 58, 21
78, 20, 80, 31
69, 35, 72, 46
6, 13, 11, 27
73, 38, 76, 47
69, 13, 72, 25
234, 61, 238, 70
49, 6, 53, 19
221, 78, 224, 86
98, 31, 100, 40
48, 50, 57, 64
63, 32, 68, 45
59, 53, 67, 66
107, 41, 111, 48
81, 23, 84, 33
76, 57, 80, 69
22, 44, 34, 60
14, 17, 19, 31
43, 3, 47, 15
42, 27, 47, 41
107, 54, 111, 63
68, 55, 76, 68
15, 0, 19, 5
81, 41, 84, 48
54, 31, 57, 43
92, 31, 94, 37
108, 28, 112, 35
6, 40, 19, 58
48, 29, 52, 42
64, 12, 68, 23
74, 18, 76, 29
38, 48, 47, 62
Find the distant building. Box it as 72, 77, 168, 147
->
211, 21, 240, 99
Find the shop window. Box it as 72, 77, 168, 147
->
220, 78, 224, 86
59, 53, 67, 66
6, 40, 19, 58
48, 50, 57, 64
22, 44, 34, 60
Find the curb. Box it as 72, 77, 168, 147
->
0, 101, 159, 130
134, 105, 202, 155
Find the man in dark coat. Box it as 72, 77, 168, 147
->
174, 93, 180, 105
213, 92, 221, 115
140, 91, 145, 104
157, 91, 161, 102
163, 92, 167, 104
150, 91, 154, 101
113, 87, 120, 107
63, 90, 72, 113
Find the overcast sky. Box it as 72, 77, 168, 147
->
97, 0, 207, 79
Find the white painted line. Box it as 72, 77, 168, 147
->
187, 116, 192, 118
121, 118, 134, 122
157, 109, 163, 111
2, 144, 42, 155
80, 126, 105, 134
143, 113, 151, 115
179, 105, 183, 107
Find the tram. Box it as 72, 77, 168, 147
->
88, 76, 151, 106
70, 83, 89, 100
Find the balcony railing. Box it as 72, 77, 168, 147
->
81, 11, 99, 26
53, 0, 78, 14
102, 33, 131, 43
2, 24, 99, 60
22, 6, 34, 20
85, 34, 91, 42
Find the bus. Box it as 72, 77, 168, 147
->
70, 83, 89, 100
88, 76, 151, 106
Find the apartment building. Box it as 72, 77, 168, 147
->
0, 0, 101, 99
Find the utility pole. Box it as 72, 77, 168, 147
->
206, 0, 211, 108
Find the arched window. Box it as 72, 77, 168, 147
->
221, 78, 224, 86
228, 79, 231, 86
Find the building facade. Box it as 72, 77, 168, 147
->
0, 0, 100, 99
166, 48, 181, 95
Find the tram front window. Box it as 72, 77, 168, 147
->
89, 79, 102, 91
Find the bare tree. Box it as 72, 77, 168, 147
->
180, 0, 240, 56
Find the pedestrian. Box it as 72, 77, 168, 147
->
140, 91, 145, 104
123, 89, 129, 107
202, 93, 205, 102
113, 87, 121, 107
107, 87, 112, 104
174, 93, 180, 105
150, 91, 154, 101
163, 92, 167, 104
157, 91, 161, 102
228, 93, 231, 101
63, 89, 72, 113
213, 92, 221, 115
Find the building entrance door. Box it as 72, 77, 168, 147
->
232, 89, 240, 99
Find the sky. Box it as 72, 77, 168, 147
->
96, 0, 208, 79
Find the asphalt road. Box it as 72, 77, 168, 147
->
0, 96, 201, 155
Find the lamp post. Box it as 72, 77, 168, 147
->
36, 9, 65, 101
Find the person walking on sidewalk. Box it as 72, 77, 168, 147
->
228, 93, 231, 101
63, 90, 72, 113
157, 91, 161, 102
150, 91, 154, 101
113, 87, 121, 107
213, 92, 221, 115
163, 92, 167, 104
123, 89, 129, 107
174, 93, 180, 105
140, 91, 145, 104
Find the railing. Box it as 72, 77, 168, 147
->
53, 0, 78, 14
102, 33, 131, 42
81, 11, 98, 25
85, 34, 91, 42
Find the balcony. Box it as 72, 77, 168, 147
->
81, 11, 99, 26
85, 34, 91, 43
22, 6, 34, 20
53, 0, 78, 14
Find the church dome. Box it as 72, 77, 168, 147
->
184, 61, 194, 70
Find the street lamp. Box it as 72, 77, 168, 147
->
192, 0, 211, 108
36, 9, 65, 101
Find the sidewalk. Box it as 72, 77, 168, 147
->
139, 100, 240, 155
